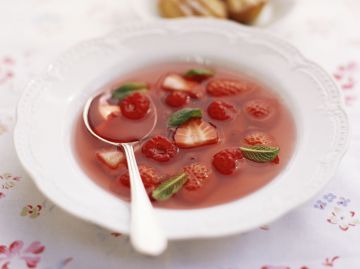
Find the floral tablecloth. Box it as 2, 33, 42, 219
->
1, 0, 360, 268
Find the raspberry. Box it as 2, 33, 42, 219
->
207, 101, 237, 120
244, 98, 277, 121
142, 135, 178, 162
165, 91, 189, 107
120, 92, 150, 119
183, 163, 211, 191
212, 149, 243, 175
119, 165, 161, 190
243, 131, 276, 146
207, 79, 253, 96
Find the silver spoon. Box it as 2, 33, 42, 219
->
83, 95, 167, 256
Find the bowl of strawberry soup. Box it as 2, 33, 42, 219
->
14, 19, 349, 239
81, 62, 294, 209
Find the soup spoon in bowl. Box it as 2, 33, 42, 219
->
83, 92, 167, 256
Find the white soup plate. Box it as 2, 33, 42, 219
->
14, 19, 349, 240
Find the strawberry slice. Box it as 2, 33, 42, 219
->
174, 118, 218, 148
98, 93, 120, 120
99, 104, 120, 120
162, 74, 201, 98
96, 148, 125, 169
243, 131, 277, 147
207, 79, 254, 96
119, 165, 162, 191
162, 74, 194, 91
183, 163, 211, 191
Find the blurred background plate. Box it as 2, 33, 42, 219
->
131, 0, 297, 27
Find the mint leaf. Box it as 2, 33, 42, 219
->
112, 82, 148, 100
239, 145, 280, 163
168, 108, 202, 127
152, 173, 188, 201
184, 68, 215, 78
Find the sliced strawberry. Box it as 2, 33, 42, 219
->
96, 148, 125, 169
142, 135, 178, 162
212, 148, 243, 175
162, 74, 201, 98
120, 92, 150, 119
243, 131, 277, 146
207, 79, 254, 96
207, 101, 237, 120
162, 74, 194, 91
174, 118, 218, 148
99, 104, 120, 120
244, 98, 277, 122
119, 165, 162, 191
183, 163, 211, 190
98, 92, 120, 119
165, 91, 189, 107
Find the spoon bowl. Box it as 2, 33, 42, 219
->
83, 94, 167, 256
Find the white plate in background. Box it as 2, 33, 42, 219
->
131, 0, 297, 27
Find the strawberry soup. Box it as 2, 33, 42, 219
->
73, 62, 296, 209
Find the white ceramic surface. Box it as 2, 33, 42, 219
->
14, 19, 349, 240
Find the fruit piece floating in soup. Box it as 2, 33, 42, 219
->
73, 62, 296, 209
87, 82, 157, 143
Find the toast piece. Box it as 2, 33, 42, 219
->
159, 0, 227, 19
226, 0, 268, 24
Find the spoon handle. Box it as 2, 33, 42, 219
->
122, 143, 167, 256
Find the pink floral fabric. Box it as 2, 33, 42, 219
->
0, 0, 360, 268
0, 241, 45, 269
